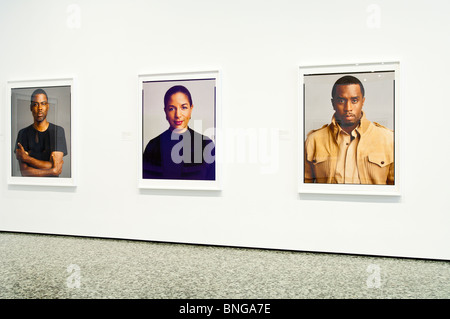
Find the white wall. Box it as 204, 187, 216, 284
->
1, 0, 449, 260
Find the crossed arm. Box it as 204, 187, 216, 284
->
16, 143, 64, 177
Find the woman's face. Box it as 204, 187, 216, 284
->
164, 92, 193, 132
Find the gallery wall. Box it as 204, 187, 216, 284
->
1, 0, 449, 260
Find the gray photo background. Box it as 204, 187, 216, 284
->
11, 86, 72, 178
142, 79, 216, 151
303, 71, 395, 139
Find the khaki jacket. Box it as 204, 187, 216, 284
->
304, 113, 394, 185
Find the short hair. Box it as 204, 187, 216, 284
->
30, 88, 48, 103
164, 85, 193, 108
331, 75, 365, 98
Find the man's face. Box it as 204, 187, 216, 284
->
30, 93, 49, 123
164, 92, 193, 132
332, 84, 365, 128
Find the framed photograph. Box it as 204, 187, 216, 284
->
138, 70, 221, 190
298, 62, 400, 196
6, 78, 76, 187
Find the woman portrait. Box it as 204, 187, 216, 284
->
142, 79, 216, 181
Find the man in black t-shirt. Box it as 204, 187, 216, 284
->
14, 89, 68, 177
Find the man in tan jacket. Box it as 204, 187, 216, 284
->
304, 75, 394, 184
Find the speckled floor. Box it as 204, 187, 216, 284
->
0, 231, 449, 299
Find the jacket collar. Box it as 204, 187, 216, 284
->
329, 111, 371, 140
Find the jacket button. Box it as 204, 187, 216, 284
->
381, 161, 385, 164
312, 160, 316, 163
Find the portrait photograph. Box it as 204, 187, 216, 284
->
6, 78, 76, 187
138, 71, 221, 190
298, 62, 400, 196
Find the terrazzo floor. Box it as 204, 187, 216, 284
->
0, 232, 449, 299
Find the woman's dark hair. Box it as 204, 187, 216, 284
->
30, 88, 48, 103
331, 75, 365, 98
164, 85, 192, 108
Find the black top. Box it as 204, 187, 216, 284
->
143, 128, 215, 180
15, 123, 68, 161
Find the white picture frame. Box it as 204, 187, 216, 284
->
6, 77, 77, 187
138, 70, 222, 191
298, 62, 400, 196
